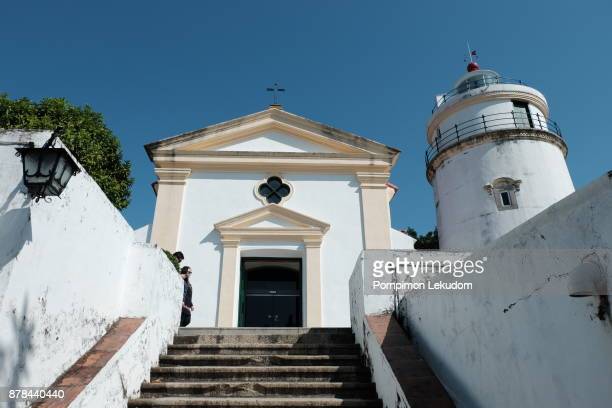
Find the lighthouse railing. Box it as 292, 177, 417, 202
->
425, 111, 563, 166
432, 76, 527, 113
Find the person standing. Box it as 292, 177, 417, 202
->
180, 266, 194, 327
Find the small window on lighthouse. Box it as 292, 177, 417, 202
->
485, 177, 521, 211
500, 191, 512, 207
494, 188, 518, 211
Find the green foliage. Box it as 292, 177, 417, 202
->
403, 227, 439, 250
403, 227, 418, 240
163, 250, 180, 272
0, 94, 132, 209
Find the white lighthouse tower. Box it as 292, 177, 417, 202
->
426, 60, 575, 249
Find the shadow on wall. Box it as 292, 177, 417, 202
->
0, 297, 35, 408
397, 297, 480, 408
200, 229, 221, 250
0, 183, 32, 311
0, 207, 32, 270
0, 182, 31, 268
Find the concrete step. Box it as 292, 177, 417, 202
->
128, 397, 382, 407
177, 328, 353, 336
173, 333, 356, 346
167, 343, 361, 356
159, 354, 362, 367
130, 328, 382, 408
150, 366, 371, 382
139, 382, 378, 398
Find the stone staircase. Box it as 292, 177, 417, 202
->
128, 327, 382, 407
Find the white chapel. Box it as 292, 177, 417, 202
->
142, 105, 414, 327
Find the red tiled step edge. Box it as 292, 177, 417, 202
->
32, 317, 145, 408
366, 314, 455, 408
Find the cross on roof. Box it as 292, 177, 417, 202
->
266, 83, 285, 105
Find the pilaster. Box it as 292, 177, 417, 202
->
356, 172, 392, 249
150, 168, 191, 252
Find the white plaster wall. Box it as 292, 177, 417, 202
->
398, 172, 612, 408
134, 224, 151, 243
0, 131, 182, 405
72, 243, 183, 408
213, 131, 338, 153
432, 139, 574, 249
120, 243, 183, 320
349, 255, 409, 408
177, 170, 365, 327
0, 131, 133, 390
390, 228, 415, 250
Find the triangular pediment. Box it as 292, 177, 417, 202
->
209, 130, 341, 153
145, 107, 399, 158
249, 216, 301, 228
215, 204, 330, 233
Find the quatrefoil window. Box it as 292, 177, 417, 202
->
257, 176, 291, 204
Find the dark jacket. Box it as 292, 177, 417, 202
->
180, 279, 193, 327
183, 279, 193, 309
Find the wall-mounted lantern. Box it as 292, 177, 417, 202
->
15, 128, 80, 201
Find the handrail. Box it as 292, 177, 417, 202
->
432, 76, 527, 113
425, 111, 563, 166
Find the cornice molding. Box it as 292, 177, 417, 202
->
356, 172, 391, 188
154, 168, 191, 184
145, 107, 400, 160
218, 229, 325, 244
179, 119, 365, 154
151, 152, 393, 173
303, 237, 324, 248
219, 237, 240, 247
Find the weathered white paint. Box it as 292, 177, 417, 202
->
398, 173, 612, 408
390, 228, 415, 250
0, 131, 183, 406
68, 319, 157, 408
349, 255, 410, 408
213, 130, 339, 153
428, 69, 574, 249
176, 170, 366, 327
134, 223, 152, 243
72, 243, 183, 408
433, 139, 574, 249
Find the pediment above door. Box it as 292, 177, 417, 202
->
214, 204, 330, 244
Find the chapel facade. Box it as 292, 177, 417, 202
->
144, 106, 413, 327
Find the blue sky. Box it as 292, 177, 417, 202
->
2, 1, 610, 233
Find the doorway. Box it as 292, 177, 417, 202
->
238, 257, 302, 327
512, 100, 534, 128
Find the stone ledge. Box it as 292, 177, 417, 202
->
32, 317, 145, 408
